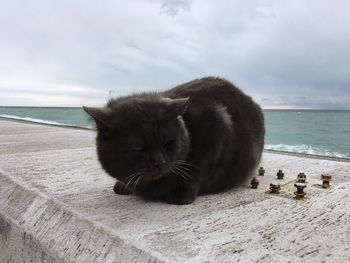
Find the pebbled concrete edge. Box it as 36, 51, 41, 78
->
0, 170, 163, 263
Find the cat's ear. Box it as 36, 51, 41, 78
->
169, 97, 190, 115
83, 106, 111, 133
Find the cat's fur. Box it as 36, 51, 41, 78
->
84, 77, 265, 205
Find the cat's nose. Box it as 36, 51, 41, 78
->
152, 151, 166, 169
154, 160, 165, 169
154, 163, 162, 169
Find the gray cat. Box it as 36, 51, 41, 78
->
84, 77, 265, 205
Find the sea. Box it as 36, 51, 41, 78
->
0, 107, 349, 159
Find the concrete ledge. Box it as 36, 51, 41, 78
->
1, 119, 350, 262
0, 172, 161, 263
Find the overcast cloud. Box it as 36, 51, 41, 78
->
0, 0, 349, 108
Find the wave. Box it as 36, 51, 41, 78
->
0, 114, 93, 129
0, 114, 65, 125
265, 144, 349, 158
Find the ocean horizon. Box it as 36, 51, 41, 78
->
1, 106, 349, 159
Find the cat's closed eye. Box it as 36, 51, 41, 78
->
163, 140, 175, 150
133, 145, 146, 152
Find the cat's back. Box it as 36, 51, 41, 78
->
164, 77, 262, 119
164, 77, 243, 100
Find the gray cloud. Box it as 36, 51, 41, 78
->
0, 0, 349, 108
160, 0, 191, 16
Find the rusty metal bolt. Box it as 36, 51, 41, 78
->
251, 177, 259, 189
294, 183, 307, 198
258, 166, 265, 176
270, 182, 281, 193
297, 172, 307, 183
276, 170, 284, 180
321, 174, 332, 188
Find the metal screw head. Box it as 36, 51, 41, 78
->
294, 183, 307, 198
322, 175, 331, 188
258, 167, 265, 176
321, 174, 332, 181
276, 170, 284, 179
251, 177, 259, 189
269, 182, 281, 193
297, 172, 306, 183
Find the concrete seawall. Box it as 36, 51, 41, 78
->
1, 118, 349, 262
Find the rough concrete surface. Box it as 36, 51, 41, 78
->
0, 118, 349, 262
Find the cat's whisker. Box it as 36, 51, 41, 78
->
132, 176, 142, 193
125, 173, 140, 190
130, 178, 136, 193
174, 160, 196, 169
176, 170, 191, 184
173, 163, 191, 171
174, 160, 189, 164
125, 172, 139, 181
174, 160, 191, 165
170, 167, 183, 178
125, 173, 139, 185
170, 168, 189, 184
173, 165, 191, 180
130, 176, 143, 193
125, 179, 135, 190
173, 161, 192, 171
174, 163, 191, 175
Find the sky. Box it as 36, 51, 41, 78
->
0, 0, 349, 109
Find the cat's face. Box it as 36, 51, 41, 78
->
83, 96, 190, 184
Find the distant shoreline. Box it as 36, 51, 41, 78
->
1, 115, 349, 163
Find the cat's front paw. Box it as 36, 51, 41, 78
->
164, 191, 195, 205
113, 181, 132, 195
